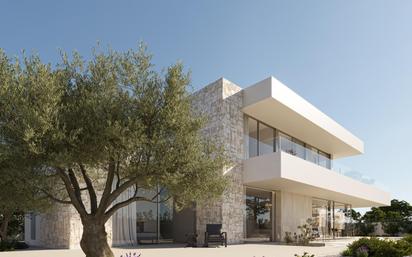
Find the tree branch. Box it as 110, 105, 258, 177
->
104, 196, 147, 221
97, 159, 116, 216
103, 186, 168, 221
67, 168, 86, 211
115, 157, 121, 189
103, 177, 140, 208
40, 189, 72, 204
56, 167, 88, 217
78, 163, 98, 214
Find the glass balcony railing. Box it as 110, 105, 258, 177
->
276, 135, 375, 185
277, 135, 331, 169
331, 161, 375, 185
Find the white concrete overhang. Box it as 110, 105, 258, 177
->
243, 152, 391, 208
242, 77, 364, 159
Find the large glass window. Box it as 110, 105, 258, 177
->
333, 202, 346, 238
136, 189, 158, 241
312, 199, 328, 240
312, 199, 352, 240
159, 190, 173, 241
244, 115, 332, 171
306, 145, 319, 165
279, 132, 294, 155
135, 188, 174, 243
247, 118, 258, 158
259, 123, 275, 156
318, 151, 331, 169
246, 188, 273, 239
30, 213, 36, 240
292, 138, 306, 159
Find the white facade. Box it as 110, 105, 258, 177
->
240, 76, 390, 241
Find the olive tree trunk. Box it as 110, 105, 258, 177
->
80, 219, 114, 257
0, 212, 12, 241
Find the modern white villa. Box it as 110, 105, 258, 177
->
24, 76, 391, 248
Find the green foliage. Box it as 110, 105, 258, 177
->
363, 208, 386, 223
341, 236, 412, 257
346, 199, 412, 236
402, 234, 412, 244
294, 252, 315, 257
347, 209, 362, 222
297, 218, 316, 245
361, 199, 412, 235
284, 218, 316, 245
0, 240, 28, 251
0, 164, 50, 240
284, 232, 294, 244
0, 212, 24, 240
357, 222, 376, 236
0, 44, 228, 220
383, 221, 402, 236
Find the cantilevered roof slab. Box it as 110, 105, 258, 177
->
243, 77, 364, 159
243, 152, 391, 208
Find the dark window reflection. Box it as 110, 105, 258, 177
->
246, 188, 272, 239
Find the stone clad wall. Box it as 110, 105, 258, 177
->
193, 78, 245, 244
26, 191, 113, 249
38, 205, 72, 248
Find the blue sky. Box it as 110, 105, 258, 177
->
1, 0, 411, 205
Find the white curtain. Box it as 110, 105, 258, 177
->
112, 186, 137, 246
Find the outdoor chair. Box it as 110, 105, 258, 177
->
204, 224, 227, 247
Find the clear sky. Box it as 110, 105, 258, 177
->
1, 0, 411, 205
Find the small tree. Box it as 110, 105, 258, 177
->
362, 199, 412, 235
382, 211, 402, 236
0, 45, 227, 257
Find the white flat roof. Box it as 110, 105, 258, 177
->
242, 77, 364, 159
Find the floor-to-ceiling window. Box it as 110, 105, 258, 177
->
159, 190, 173, 241
30, 213, 36, 240
135, 188, 174, 243
136, 189, 158, 242
113, 187, 195, 245
312, 198, 328, 239
333, 202, 352, 237
312, 198, 352, 240
246, 188, 273, 240
246, 117, 258, 158
258, 123, 275, 155
245, 115, 332, 170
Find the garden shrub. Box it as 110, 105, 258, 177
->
0, 240, 28, 251
341, 236, 412, 257
294, 252, 315, 257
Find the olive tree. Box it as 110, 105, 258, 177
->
0, 45, 227, 257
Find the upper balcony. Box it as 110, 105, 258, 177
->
243, 151, 391, 208
243, 120, 390, 207
242, 77, 364, 159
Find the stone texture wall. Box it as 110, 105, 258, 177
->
193, 78, 245, 244
26, 191, 113, 249
38, 205, 72, 248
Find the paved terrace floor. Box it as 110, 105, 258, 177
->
0, 238, 358, 257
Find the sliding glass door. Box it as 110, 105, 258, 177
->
246, 188, 273, 240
